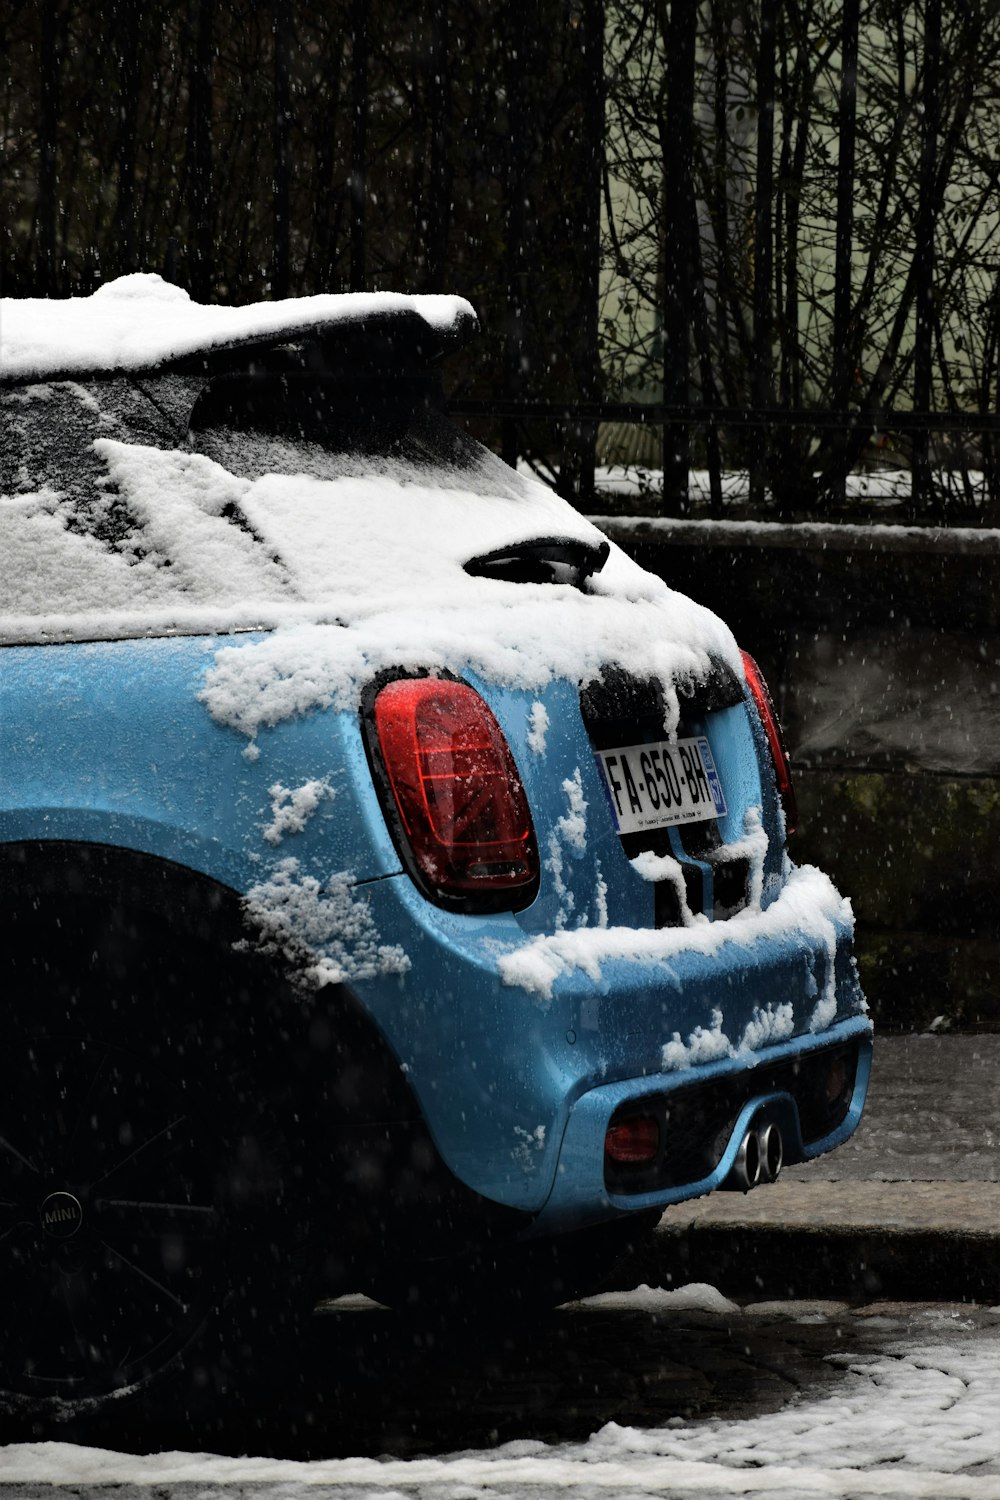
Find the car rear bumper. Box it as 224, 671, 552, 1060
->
528, 1016, 872, 1234
346, 862, 870, 1219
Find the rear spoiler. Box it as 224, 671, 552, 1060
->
1, 274, 479, 384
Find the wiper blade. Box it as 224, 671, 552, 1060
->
464, 535, 610, 589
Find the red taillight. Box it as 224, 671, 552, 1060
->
605, 1116, 660, 1165
371, 677, 539, 907
740, 650, 797, 835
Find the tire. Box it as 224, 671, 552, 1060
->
0, 851, 304, 1435
366, 1211, 662, 1322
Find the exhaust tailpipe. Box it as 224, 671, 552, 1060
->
727, 1127, 761, 1192
758, 1122, 783, 1183
722, 1121, 784, 1191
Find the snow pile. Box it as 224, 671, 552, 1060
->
630, 848, 694, 927
2, 378, 740, 751
579, 1282, 740, 1315
512, 1123, 547, 1170
658, 999, 797, 1069
0, 273, 475, 379
262, 778, 334, 846
496, 861, 850, 1008
581, 1334, 1000, 1492
527, 700, 550, 755
195, 568, 733, 739
593, 508, 1000, 552
593, 464, 1000, 515
185, 457, 737, 738
240, 857, 409, 987
0, 441, 292, 627
594, 464, 757, 508
629, 807, 769, 918
544, 769, 596, 931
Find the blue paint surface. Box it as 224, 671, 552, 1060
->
2, 631, 871, 1222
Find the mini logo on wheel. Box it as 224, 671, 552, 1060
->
39, 1191, 84, 1239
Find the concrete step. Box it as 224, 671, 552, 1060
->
633, 1182, 1000, 1304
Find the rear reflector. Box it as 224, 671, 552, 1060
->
740, 650, 797, 836
371, 677, 539, 908
605, 1116, 660, 1165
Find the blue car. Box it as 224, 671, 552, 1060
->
0, 275, 870, 1425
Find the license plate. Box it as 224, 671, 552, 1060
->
595, 736, 727, 835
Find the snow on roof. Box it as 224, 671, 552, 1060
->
0, 286, 741, 754
1, 435, 738, 754
0, 273, 478, 381
1, 424, 737, 734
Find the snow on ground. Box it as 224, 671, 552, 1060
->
590, 509, 1000, 556
593, 463, 997, 517
2, 1291, 998, 1498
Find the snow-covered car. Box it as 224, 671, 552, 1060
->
0, 274, 871, 1425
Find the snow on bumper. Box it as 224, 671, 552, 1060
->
497, 862, 854, 1028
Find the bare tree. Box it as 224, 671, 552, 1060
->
187, 0, 216, 301
603, 0, 1000, 519
34, 0, 63, 295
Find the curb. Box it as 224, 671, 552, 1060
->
615, 1219, 1000, 1305
610, 1179, 1000, 1305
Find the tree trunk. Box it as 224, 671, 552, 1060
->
350, 0, 369, 293
568, 0, 604, 506
425, 0, 452, 289
34, 0, 61, 295
911, 0, 941, 517
187, 0, 215, 301
659, 0, 697, 516
829, 0, 860, 508
112, 0, 139, 276
272, 0, 291, 299
750, 0, 777, 511
502, 0, 532, 470
311, 17, 343, 292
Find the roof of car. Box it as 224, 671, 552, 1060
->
0, 273, 479, 383
0, 276, 740, 725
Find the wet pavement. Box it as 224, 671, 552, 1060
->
2, 1295, 998, 1491
788, 1034, 1000, 1183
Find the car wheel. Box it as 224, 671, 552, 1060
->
366, 1211, 662, 1322
0, 1005, 292, 1431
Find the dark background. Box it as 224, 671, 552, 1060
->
6, 0, 1000, 518
4, 0, 999, 1029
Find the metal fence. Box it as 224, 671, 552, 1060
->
449, 400, 1000, 525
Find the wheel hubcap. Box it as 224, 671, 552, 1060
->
38, 1191, 84, 1240
0, 1035, 230, 1401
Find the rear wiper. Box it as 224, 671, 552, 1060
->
464, 535, 610, 589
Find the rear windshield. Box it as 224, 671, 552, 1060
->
0, 371, 537, 644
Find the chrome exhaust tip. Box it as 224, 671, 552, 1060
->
725, 1127, 762, 1192
722, 1119, 784, 1192
757, 1122, 784, 1183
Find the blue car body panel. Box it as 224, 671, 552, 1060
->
1, 636, 400, 890
1, 629, 871, 1225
